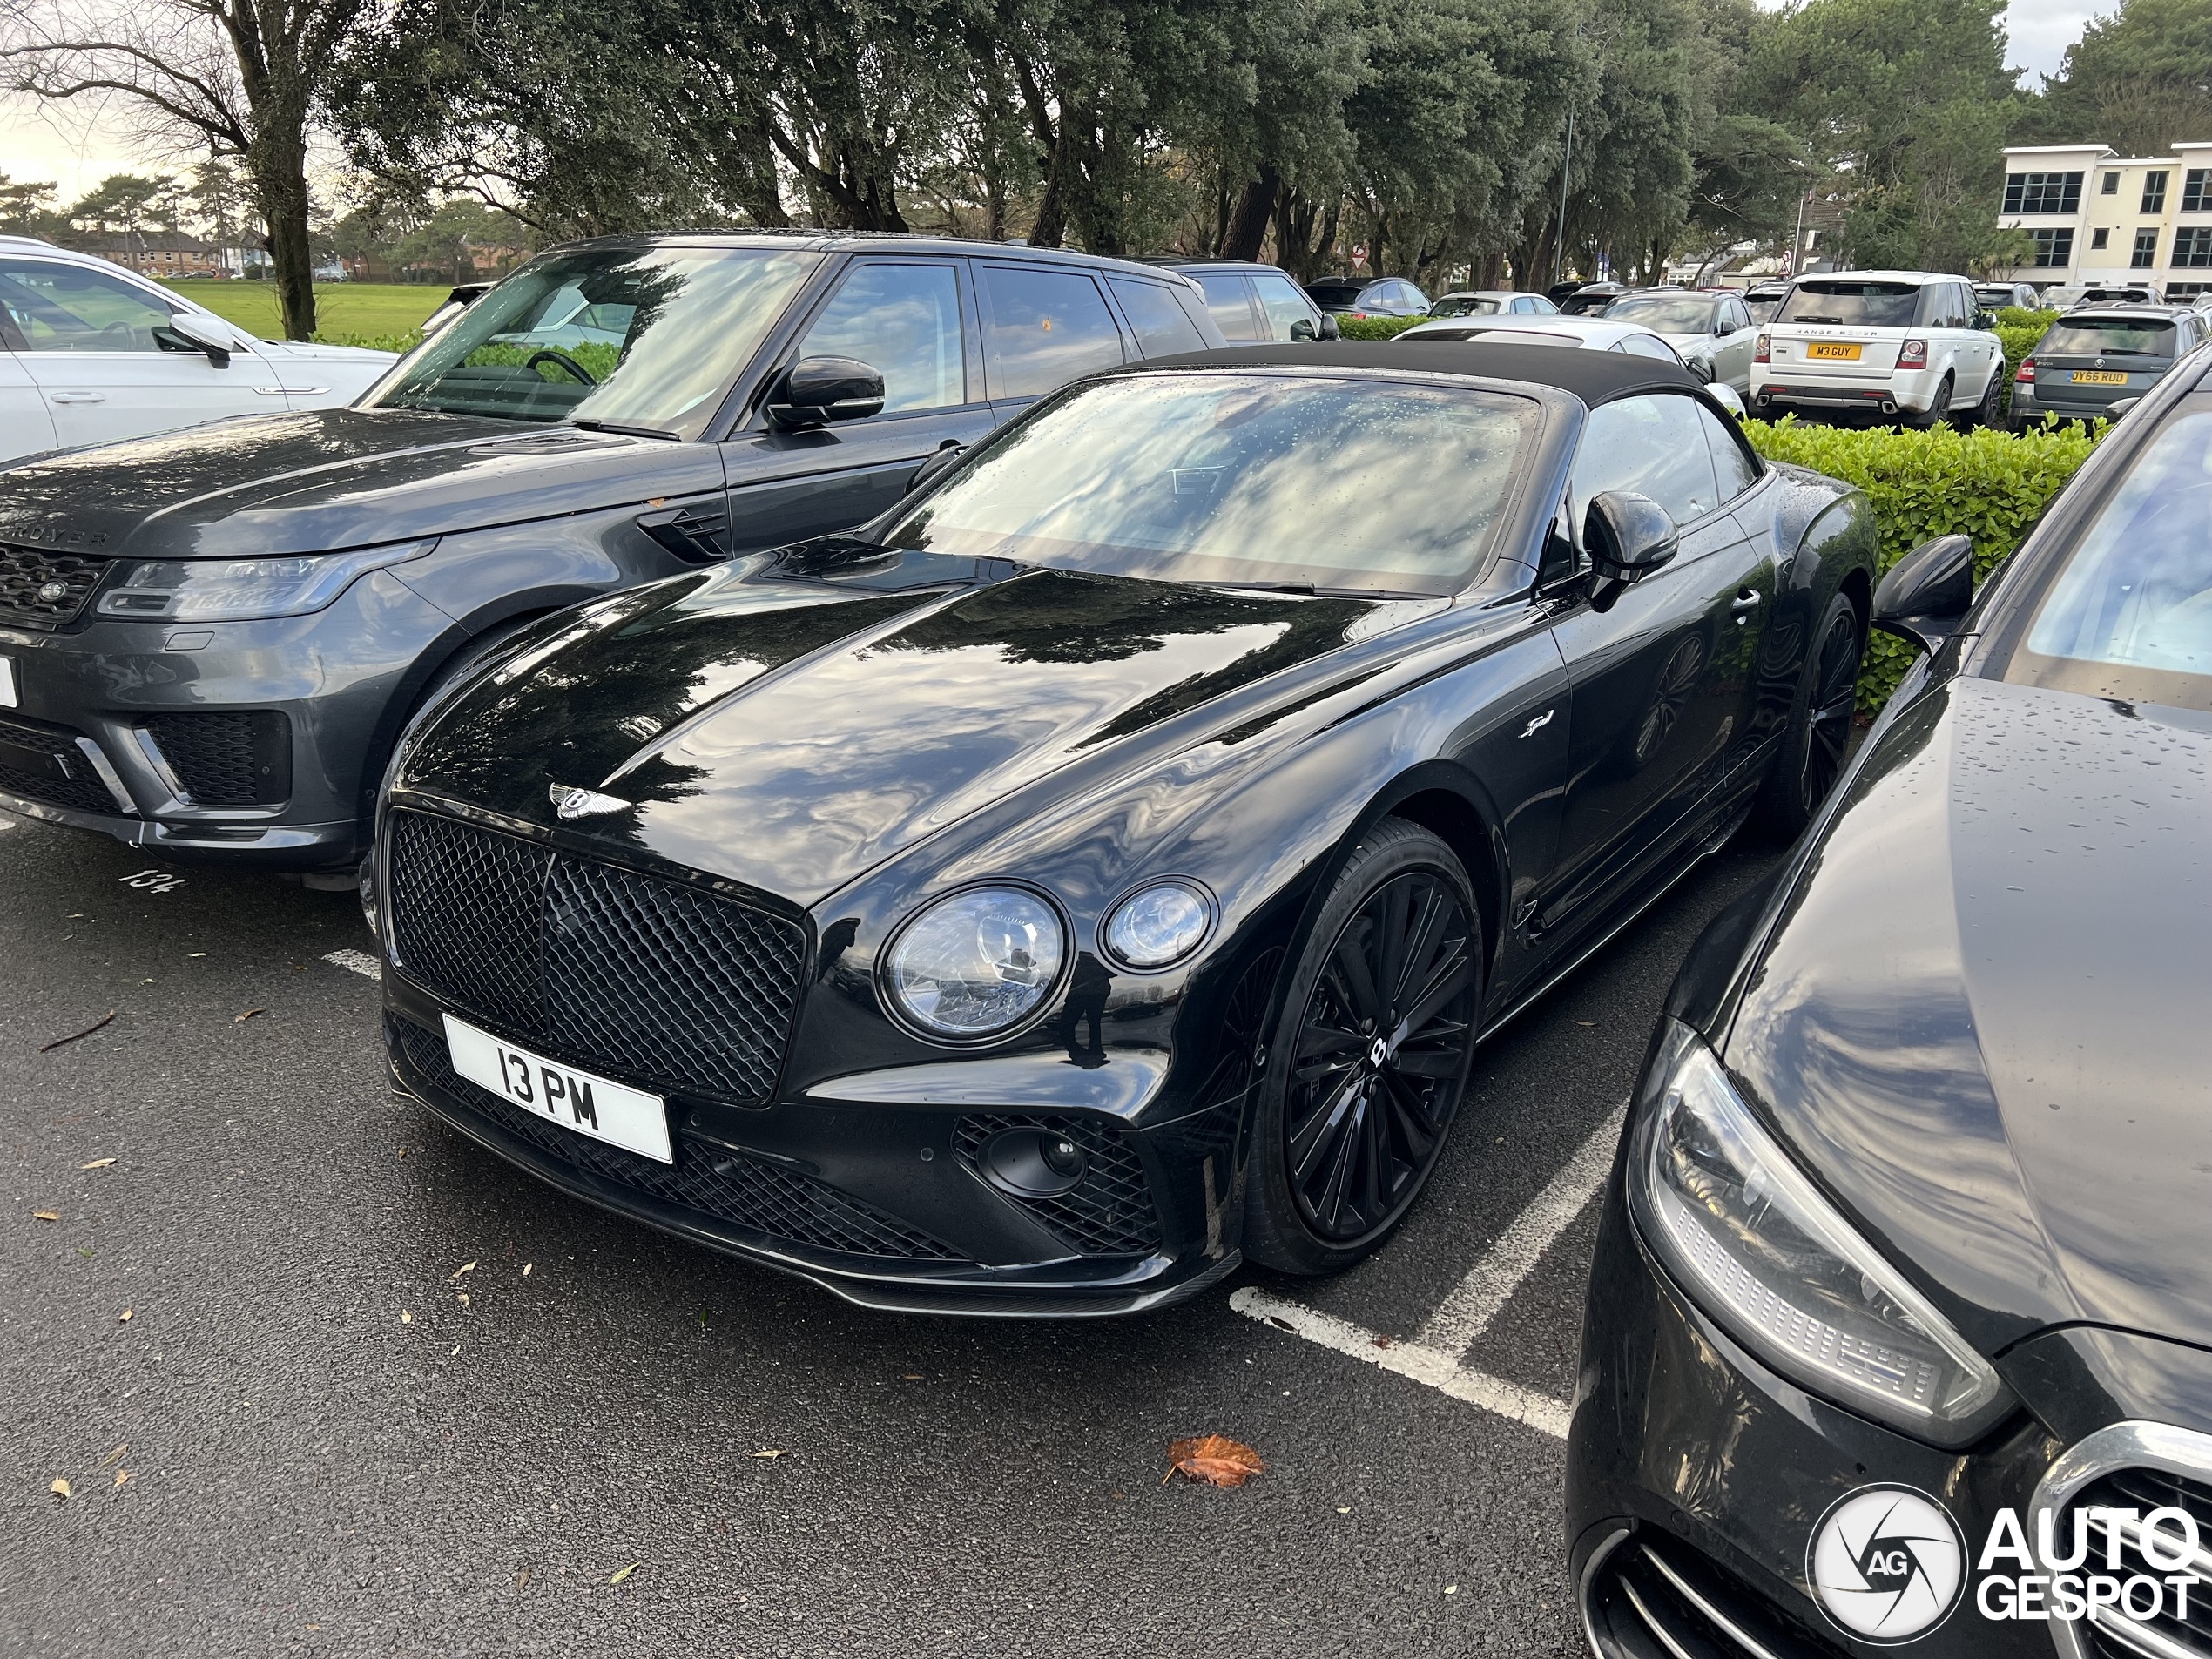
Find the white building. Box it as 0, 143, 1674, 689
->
1996, 141, 2212, 300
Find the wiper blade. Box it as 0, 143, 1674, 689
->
571, 418, 681, 441
1209, 580, 1317, 594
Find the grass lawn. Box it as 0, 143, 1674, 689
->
158, 280, 447, 346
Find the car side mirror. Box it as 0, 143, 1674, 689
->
2107, 396, 2141, 420
1318, 313, 1340, 341
1873, 533, 1974, 655
1584, 490, 1677, 610
1974, 311, 1998, 331
1705, 383, 1749, 420
1290, 317, 1316, 341
766, 355, 886, 430
158, 311, 233, 368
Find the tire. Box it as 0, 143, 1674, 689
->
1750, 590, 1865, 842
1952, 363, 2000, 431
1243, 818, 1482, 1274
1910, 373, 1952, 430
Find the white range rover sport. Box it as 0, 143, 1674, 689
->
1750, 270, 2007, 427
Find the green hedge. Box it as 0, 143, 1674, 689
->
314, 330, 422, 354
1743, 416, 2102, 711
1336, 314, 1428, 341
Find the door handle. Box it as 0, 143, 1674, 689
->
50, 392, 105, 403
1730, 589, 1763, 609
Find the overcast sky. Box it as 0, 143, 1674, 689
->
0, 0, 2121, 206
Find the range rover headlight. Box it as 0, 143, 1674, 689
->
1629, 1020, 2011, 1447
96, 539, 435, 622
884, 886, 1065, 1041
1101, 880, 1213, 969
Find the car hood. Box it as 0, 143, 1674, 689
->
0, 408, 718, 559
1724, 675, 2212, 1356
399, 553, 1405, 904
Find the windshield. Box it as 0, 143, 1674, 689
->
1778, 281, 1919, 327
2036, 318, 2178, 357
1604, 294, 1718, 333
1744, 295, 1782, 325
365, 246, 819, 435
882, 373, 1536, 596
1431, 295, 1503, 317
2005, 410, 2212, 711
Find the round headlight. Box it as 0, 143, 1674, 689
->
885, 887, 1065, 1040
1102, 880, 1214, 970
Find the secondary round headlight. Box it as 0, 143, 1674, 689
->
885, 887, 1065, 1040
1628, 1021, 2011, 1447
1102, 880, 1214, 969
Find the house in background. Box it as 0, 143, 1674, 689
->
1997, 141, 2212, 300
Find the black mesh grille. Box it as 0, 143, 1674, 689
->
0, 712, 123, 813
954, 1113, 1161, 1257
0, 545, 109, 629
140, 711, 291, 806
2074, 1469, 2212, 1658
390, 1015, 960, 1261
387, 808, 802, 1103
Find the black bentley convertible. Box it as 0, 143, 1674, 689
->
375, 342, 1877, 1314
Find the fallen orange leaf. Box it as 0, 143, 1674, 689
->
1164, 1434, 1264, 1488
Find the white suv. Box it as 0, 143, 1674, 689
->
1750, 271, 2007, 427
0, 237, 398, 462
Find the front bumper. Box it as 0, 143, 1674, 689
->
1568, 1162, 2068, 1658
382, 965, 1242, 1318
0, 570, 455, 868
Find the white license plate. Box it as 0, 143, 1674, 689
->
442, 1015, 672, 1163
0, 658, 16, 708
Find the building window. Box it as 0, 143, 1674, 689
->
2091, 227, 2110, 250
2185, 170, 2212, 213
2142, 172, 2169, 213
2004, 171, 2085, 214
2133, 228, 2160, 268
2101, 171, 2120, 195
2174, 226, 2212, 267
2029, 227, 2076, 266
2170, 283, 2209, 300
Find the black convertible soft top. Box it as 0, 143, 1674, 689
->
1140, 340, 1707, 406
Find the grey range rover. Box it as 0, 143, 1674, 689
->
0, 233, 1227, 881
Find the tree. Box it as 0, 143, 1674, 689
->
2029, 0, 2212, 154
68, 172, 172, 238
0, 176, 62, 237
2, 0, 375, 337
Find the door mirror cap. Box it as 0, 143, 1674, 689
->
1585, 490, 1679, 585
159, 310, 234, 367
1317, 312, 1341, 341
907, 440, 967, 496
1973, 311, 1999, 331
1289, 317, 1316, 341
1873, 533, 1974, 655
1705, 383, 1749, 420
766, 355, 886, 430
2107, 395, 2141, 420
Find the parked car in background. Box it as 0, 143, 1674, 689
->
1973, 280, 2042, 312
1570, 339, 2212, 1659
1750, 270, 2006, 427
1739, 281, 1791, 327
0, 235, 396, 462
2011, 303, 2207, 428
1144, 259, 1338, 341
1599, 289, 1762, 395
1553, 282, 1629, 316
2046, 281, 2163, 309
0, 234, 1225, 886
1303, 275, 1431, 318
376, 340, 1872, 1314
1396, 313, 1689, 365
1428, 290, 1559, 319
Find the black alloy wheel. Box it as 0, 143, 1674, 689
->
1953, 364, 2002, 431
1912, 373, 1953, 430
1751, 590, 1865, 840
1244, 819, 1480, 1272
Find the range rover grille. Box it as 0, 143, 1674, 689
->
0, 545, 109, 629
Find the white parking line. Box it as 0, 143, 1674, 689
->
324, 948, 382, 981
1415, 1102, 1627, 1359
1230, 1287, 1572, 1439
1229, 1100, 1629, 1436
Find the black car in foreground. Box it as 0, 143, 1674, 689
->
1570, 342, 2212, 1654
2012, 303, 2207, 429
377, 341, 1876, 1315
0, 233, 1221, 881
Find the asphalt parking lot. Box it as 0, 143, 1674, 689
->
1, 804, 1783, 1658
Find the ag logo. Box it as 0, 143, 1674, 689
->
1807, 1484, 1966, 1643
